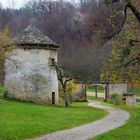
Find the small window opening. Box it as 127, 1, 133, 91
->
49, 58, 55, 65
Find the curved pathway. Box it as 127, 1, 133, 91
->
28, 100, 130, 140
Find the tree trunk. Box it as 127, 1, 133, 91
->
64, 97, 68, 107
63, 86, 69, 107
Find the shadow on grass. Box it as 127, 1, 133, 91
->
0, 94, 90, 109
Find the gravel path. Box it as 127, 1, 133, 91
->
28, 100, 130, 140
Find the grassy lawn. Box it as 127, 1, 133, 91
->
87, 96, 104, 101
0, 86, 107, 140
87, 87, 104, 93
91, 102, 140, 140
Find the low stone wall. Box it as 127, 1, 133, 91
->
109, 84, 127, 97
123, 94, 136, 106
71, 84, 86, 102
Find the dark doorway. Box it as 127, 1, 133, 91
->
52, 92, 55, 104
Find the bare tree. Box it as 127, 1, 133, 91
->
51, 62, 74, 107
105, 0, 140, 39
0, 26, 15, 83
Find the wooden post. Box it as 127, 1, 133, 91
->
104, 84, 107, 102
95, 85, 98, 98
104, 82, 109, 102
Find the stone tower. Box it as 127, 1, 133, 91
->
4, 25, 59, 104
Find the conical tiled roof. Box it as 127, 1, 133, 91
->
14, 25, 59, 48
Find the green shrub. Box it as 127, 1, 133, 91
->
108, 93, 124, 105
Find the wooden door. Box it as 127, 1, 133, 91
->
52, 92, 55, 104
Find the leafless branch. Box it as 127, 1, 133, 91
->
104, 5, 128, 39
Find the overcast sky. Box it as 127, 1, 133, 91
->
0, 0, 28, 8
0, 0, 78, 9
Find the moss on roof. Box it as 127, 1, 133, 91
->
14, 25, 59, 48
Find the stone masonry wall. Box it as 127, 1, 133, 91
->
71, 84, 86, 101
4, 48, 58, 104
109, 84, 127, 97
